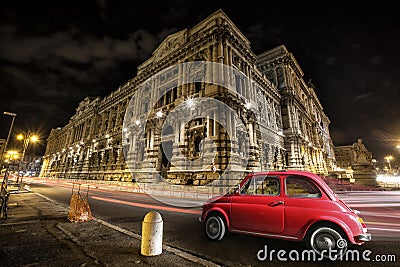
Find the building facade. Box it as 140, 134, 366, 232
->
257, 46, 336, 175
40, 10, 336, 184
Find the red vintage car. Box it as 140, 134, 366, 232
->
200, 170, 371, 255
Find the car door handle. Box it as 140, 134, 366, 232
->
268, 201, 284, 207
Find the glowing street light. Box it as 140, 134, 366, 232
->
384, 155, 394, 172
1, 150, 19, 193
185, 98, 196, 110
17, 132, 39, 163
16, 131, 39, 182
156, 110, 163, 118
5, 150, 19, 163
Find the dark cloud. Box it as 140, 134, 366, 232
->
0, 0, 399, 164
355, 92, 374, 103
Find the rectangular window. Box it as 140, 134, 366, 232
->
241, 176, 280, 196
285, 176, 321, 198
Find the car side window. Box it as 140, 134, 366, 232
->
240, 176, 280, 196
285, 176, 322, 198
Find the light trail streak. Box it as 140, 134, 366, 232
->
91, 196, 201, 215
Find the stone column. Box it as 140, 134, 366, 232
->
115, 104, 122, 129
212, 44, 219, 82
207, 116, 212, 137
182, 64, 188, 98
170, 120, 187, 172
227, 46, 233, 87
218, 40, 224, 64
107, 109, 114, 131
81, 121, 88, 141
213, 112, 219, 137
180, 121, 185, 146
248, 122, 254, 145
206, 46, 213, 81
150, 129, 154, 149
177, 65, 183, 98
226, 110, 232, 138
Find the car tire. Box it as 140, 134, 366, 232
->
306, 226, 347, 260
205, 215, 226, 241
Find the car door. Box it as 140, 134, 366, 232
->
230, 175, 285, 233
283, 175, 324, 237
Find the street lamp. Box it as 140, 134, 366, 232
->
1, 150, 19, 194
384, 155, 394, 173
1, 112, 17, 166
4, 150, 19, 162
17, 132, 39, 162
16, 131, 39, 182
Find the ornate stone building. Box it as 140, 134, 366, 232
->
257, 46, 336, 175
40, 9, 335, 184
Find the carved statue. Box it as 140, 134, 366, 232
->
352, 138, 372, 164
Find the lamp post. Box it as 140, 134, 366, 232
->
16, 131, 39, 183
1, 112, 17, 167
1, 150, 19, 195
384, 155, 394, 173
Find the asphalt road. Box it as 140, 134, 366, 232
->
25, 178, 400, 266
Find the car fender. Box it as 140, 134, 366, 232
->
302, 215, 356, 244
204, 206, 230, 229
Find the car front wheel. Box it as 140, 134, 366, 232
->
307, 226, 347, 259
205, 215, 226, 241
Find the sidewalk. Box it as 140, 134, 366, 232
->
0, 191, 218, 267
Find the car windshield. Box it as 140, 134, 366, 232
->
240, 175, 280, 196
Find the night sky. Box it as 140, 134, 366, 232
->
1, 1, 399, 167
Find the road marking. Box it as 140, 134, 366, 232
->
35, 192, 69, 209
91, 196, 201, 215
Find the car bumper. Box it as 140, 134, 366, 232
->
358, 233, 372, 242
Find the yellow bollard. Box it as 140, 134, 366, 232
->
141, 211, 163, 256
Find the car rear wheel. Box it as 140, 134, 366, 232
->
205, 215, 226, 241
307, 226, 347, 259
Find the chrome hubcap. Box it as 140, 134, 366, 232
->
316, 235, 335, 250
208, 220, 219, 234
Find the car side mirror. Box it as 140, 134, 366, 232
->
234, 185, 240, 195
